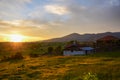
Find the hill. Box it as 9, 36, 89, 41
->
43, 32, 120, 42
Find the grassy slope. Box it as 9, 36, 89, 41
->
0, 51, 120, 80
0, 42, 65, 58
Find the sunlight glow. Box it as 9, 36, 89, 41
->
10, 34, 24, 42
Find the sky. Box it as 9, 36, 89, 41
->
0, 0, 120, 42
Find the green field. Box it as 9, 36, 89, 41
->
0, 53, 120, 80
0, 42, 120, 80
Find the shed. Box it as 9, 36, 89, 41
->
81, 47, 94, 54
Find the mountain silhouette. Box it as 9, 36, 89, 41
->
43, 32, 120, 42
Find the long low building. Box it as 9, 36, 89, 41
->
63, 41, 94, 56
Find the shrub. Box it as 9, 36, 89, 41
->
29, 53, 39, 58
83, 72, 98, 80
12, 52, 24, 60
1, 52, 23, 62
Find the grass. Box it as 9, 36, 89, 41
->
0, 53, 120, 80
0, 42, 120, 80
90, 51, 120, 57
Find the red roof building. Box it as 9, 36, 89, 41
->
96, 35, 120, 51
97, 35, 120, 41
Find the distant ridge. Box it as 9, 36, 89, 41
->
42, 32, 120, 42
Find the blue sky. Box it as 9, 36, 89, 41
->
0, 0, 120, 41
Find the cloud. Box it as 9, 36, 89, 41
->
44, 5, 69, 15
0, 3, 67, 40
0, 0, 32, 20
0, 0, 120, 41
109, 0, 120, 6
0, 20, 48, 38
28, 0, 120, 34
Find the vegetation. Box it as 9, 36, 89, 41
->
1, 52, 23, 62
0, 42, 65, 57
0, 54, 120, 80
0, 42, 120, 80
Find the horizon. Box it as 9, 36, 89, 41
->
0, 0, 120, 42
0, 31, 119, 42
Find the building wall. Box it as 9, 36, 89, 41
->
63, 50, 85, 56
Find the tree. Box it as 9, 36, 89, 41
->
47, 46, 53, 54
54, 46, 62, 55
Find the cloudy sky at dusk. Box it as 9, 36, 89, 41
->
0, 0, 120, 42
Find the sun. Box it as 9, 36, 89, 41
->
10, 34, 24, 42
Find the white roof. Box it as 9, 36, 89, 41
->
81, 47, 94, 50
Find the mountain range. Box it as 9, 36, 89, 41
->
42, 32, 120, 42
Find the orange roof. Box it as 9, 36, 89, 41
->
97, 35, 120, 41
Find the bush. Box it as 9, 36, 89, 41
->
12, 52, 24, 60
1, 52, 23, 62
83, 72, 98, 80
29, 53, 39, 58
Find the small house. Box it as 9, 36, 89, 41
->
63, 41, 85, 56
63, 41, 94, 56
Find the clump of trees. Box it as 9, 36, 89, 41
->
47, 46, 63, 55
29, 45, 63, 57
96, 39, 120, 52
47, 46, 54, 54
